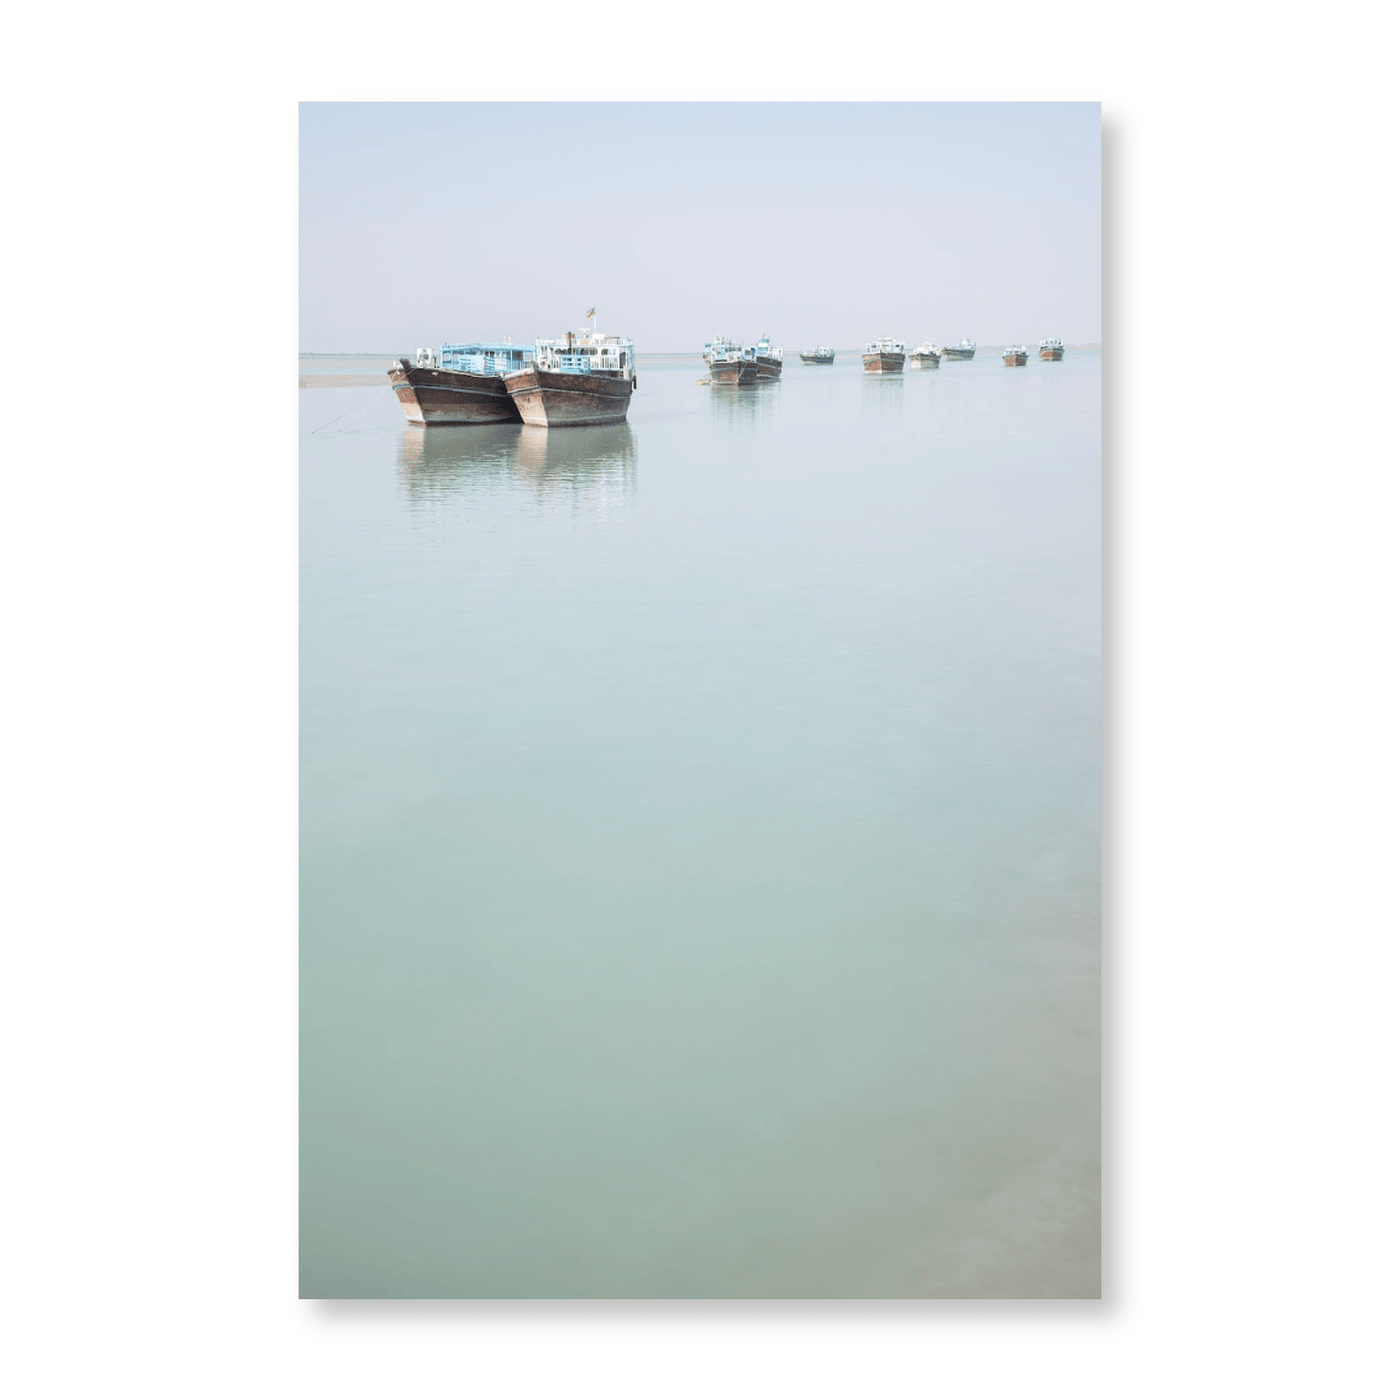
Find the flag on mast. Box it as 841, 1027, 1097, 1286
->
586, 306, 596, 319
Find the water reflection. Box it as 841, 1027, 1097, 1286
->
397, 423, 637, 515
861, 373, 904, 418
398, 423, 518, 485
709, 380, 780, 433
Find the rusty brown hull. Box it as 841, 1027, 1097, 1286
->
1040, 348, 1064, 360
504, 366, 632, 427
753, 355, 783, 381
711, 361, 759, 386
1003, 353, 1028, 366
863, 353, 905, 374
388, 365, 521, 425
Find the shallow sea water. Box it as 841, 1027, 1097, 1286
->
300, 348, 1101, 1298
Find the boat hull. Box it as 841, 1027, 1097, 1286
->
1039, 347, 1064, 360
388, 364, 521, 425
503, 367, 633, 427
799, 354, 834, 364
754, 354, 783, 381
942, 347, 975, 360
863, 352, 905, 374
1003, 353, 1028, 366
711, 361, 759, 386
909, 353, 941, 369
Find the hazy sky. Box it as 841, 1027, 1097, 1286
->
300, 102, 1100, 353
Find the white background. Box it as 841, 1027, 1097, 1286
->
2, 3, 1396, 1395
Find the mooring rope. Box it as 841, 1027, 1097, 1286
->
308, 382, 393, 435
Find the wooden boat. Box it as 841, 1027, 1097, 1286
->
388, 348, 521, 426
942, 338, 976, 360
711, 359, 758, 386
799, 346, 835, 364
909, 341, 942, 368
706, 334, 782, 383
1003, 345, 1029, 366
503, 327, 635, 427
1039, 337, 1065, 361
751, 333, 784, 381
863, 337, 906, 374
709, 340, 758, 385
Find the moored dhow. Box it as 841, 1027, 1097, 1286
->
863, 337, 906, 374
503, 328, 635, 427
942, 338, 976, 360
709, 339, 758, 386
388, 343, 526, 426
1003, 345, 1029, 366
909, 341, 942, 368
799, 346, 835, 364
751, 333, 784, 381
1039, 337, 1065, 361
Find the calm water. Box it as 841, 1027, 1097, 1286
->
300, 349, 1101, 1298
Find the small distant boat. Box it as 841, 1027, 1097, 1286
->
1039, 337, 1065, 361
1003, 346, 1029, 366
388, 342, 528, 426
943, 338, 976, 360
503, 327, 635, 427
800, 346, 835, 364
909, 342, 942, 368
751, 333, 784, 381
863, 337, 906, 374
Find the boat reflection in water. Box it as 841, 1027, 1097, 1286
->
708, 378, 780, 434
397, 421, 636, 516
862, 371, 904, 418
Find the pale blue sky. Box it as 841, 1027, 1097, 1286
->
300, 102, 1100, 353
